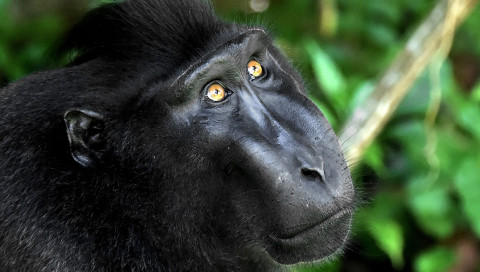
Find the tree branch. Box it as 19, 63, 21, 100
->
339, 0, 479, 165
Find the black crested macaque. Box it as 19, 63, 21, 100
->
0, 0, 355, 271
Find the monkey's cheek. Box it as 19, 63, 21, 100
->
266, 209, 353, 265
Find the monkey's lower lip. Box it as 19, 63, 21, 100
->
270, 208, 352, 241
265, 208, 352, 265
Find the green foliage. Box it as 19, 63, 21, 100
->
1, 0, 480, 271
455, 158, 480, 237
369, 218, 404, 269
472, 83, 480, 102
0, 0, 72, 85
304, 39, 348, 111
407, 176, 457, 239
414, 247, 456, 272
356, 193, 406, 269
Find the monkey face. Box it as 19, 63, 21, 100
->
142, 30, 355, 265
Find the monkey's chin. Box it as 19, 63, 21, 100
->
266, 209, 353, 265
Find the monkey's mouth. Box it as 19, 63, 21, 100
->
265, 208, 353, 265
271, 208, 352, 241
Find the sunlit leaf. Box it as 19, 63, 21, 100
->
454, 158, 480, 238
407, 176, 456, 239
414, 247, 456, 272
472, 82, 480, 102
367, 23, 397, 47
368, 218, 404, 269
348, 80, 374, 113
304, 40, 348, 111
363, 142, 385, 173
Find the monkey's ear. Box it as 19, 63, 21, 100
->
64, 109, 105, 168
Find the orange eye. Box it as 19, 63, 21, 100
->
247, 60, 263, 79
207, 83, 227, 102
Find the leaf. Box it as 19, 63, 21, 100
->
454, 158, 480, 238
348, 80, 374, 113
414, 247, 456, 272
304, 40, 348, 111
472, 82, 480, 102
458, 103, 480, 141
367, 23, 397, 47
368, 218, 404, 270
407, 176, 456, 239
363, 142, 385, 173
386, 120, 428, 171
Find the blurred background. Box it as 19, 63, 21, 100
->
1, 0, 479, 271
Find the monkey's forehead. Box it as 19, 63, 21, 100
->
171, 29, 272, 86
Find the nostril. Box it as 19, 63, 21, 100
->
301, 167, 326, 183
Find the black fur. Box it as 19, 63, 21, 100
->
0, 1, 354, 271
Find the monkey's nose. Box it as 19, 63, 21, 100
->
301, 167, 326, 183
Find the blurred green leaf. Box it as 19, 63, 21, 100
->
414, 247, 456, 272
436, 128, 472, 180
407, 176, 456, 239
348, 80, 374, 113
304, 40, 348, 110
386, 120, 428, 172
367, 0, 401, 25
454, 158, 480, 238
458, 104, 480, 140
368, 218, 404, 269
354, 193, 407, 269
363, 142, 385, 173
472, 82, 480, 102
367, 23, 397, 47
442, 63, 480, 141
